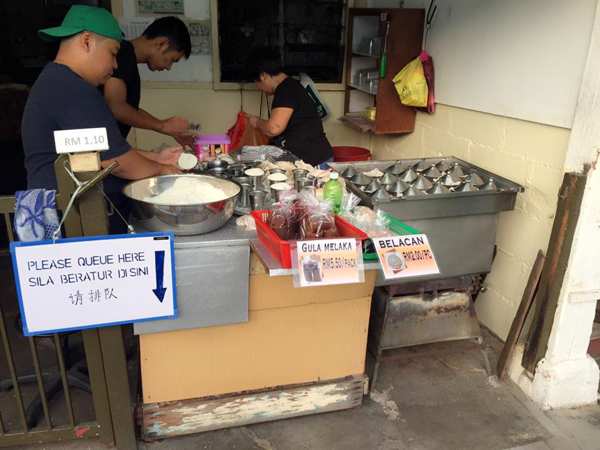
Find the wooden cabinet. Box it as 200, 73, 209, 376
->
341, 8, 424, 134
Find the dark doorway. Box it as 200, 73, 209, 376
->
0, 0, 111, 245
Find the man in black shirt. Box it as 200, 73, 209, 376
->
22, 6, 180, 231
103, 17, 193, 144
247, 51, 333, 166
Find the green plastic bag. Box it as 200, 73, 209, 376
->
393, 57, 428, 107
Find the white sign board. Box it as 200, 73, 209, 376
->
53, 128, 109, 154
372, 234, 440, 280
10, 233, 177, 336
293, 238, 364, 288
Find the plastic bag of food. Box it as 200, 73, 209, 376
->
419, 50, 436, 114
298, 199, 338, 240
339, 191, 362, 218
392, 57, 428, 107
227, 112, 269, 151
269, 192, 300, 240
345, 206, 392, 238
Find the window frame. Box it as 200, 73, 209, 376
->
210, 0, 353, 92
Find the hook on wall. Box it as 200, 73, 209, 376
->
424, 0, 438, 49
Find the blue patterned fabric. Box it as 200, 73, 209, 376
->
14, 189, 61, 242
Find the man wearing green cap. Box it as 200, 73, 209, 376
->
21, 5, 180, 232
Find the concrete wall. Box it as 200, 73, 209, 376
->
370, 106, 570, 339
111, 0, 367, 149
133, 85, 368, 150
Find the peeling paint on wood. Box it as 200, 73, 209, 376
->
142, 375, 365, 440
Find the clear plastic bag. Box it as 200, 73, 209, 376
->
269, 193, 300, 240
344, 206, 392, 238
298, 195, 338, 240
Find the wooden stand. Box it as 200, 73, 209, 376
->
141, 375, 366, 440
342, 8, 424, 135
68, 152, 101, 172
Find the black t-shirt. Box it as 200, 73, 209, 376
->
109, 40, 141, 138
271, 77, 333, 166
21, 62, 130, 195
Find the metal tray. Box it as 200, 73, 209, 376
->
328, 156, 524, 221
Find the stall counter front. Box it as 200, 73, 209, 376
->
138, 224, 377, 439
140, 251, 376, 403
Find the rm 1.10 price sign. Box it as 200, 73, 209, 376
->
372, 234, 440, 280
294, 238, 364, 287
53, 127, 109, 154
10, 232, 177, 336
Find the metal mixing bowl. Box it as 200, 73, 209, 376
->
123, 174, 240, 235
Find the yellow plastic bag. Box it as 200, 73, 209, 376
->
393, 57, 428, 107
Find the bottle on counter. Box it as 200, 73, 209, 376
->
323, 172, 343, 214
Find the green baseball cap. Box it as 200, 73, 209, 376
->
39, 5, 123, 42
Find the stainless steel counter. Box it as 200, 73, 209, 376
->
170, 219, 257, 249
328, 157, 524, 282
134, 219, 253, 335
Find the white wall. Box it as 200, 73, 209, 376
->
119, 0, 212, 82
371, 0, 597, 128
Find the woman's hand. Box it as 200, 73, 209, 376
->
248, 115, 260, 128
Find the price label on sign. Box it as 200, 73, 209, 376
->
293, 238, 364, 287
373, 234, 440, 279
54, 128, 109, 154
10, 232, 177, 336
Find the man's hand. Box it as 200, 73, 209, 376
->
155, 145, 184, 166
173, 133, 195, 147
160, 116, 189, 136
159, 164, 182, 176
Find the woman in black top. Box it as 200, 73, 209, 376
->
247, 52, 333, 166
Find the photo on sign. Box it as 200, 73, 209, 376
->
301, 255, 323, 283
372, 234, 440, 280
291, 238, 364, 288
381, 249, 407, 274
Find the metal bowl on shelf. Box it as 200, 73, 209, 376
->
123, 174, 240, 236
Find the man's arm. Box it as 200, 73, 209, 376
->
102, 148, 180, 180
104, 77, 189, 136
249, 107, 293, 137
136, 146, 183, 166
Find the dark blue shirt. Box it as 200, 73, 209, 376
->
108, 40, 141, 138
21, 62, 130, 191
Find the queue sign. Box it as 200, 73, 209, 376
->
373, 234, 440, 279
10, 233, 177, 336
293, 238, 364, 287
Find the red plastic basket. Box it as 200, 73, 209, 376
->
251, 210, 368, 269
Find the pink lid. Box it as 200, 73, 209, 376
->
194, 134, 231, 144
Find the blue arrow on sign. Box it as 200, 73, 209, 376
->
152, 250, 167, 303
